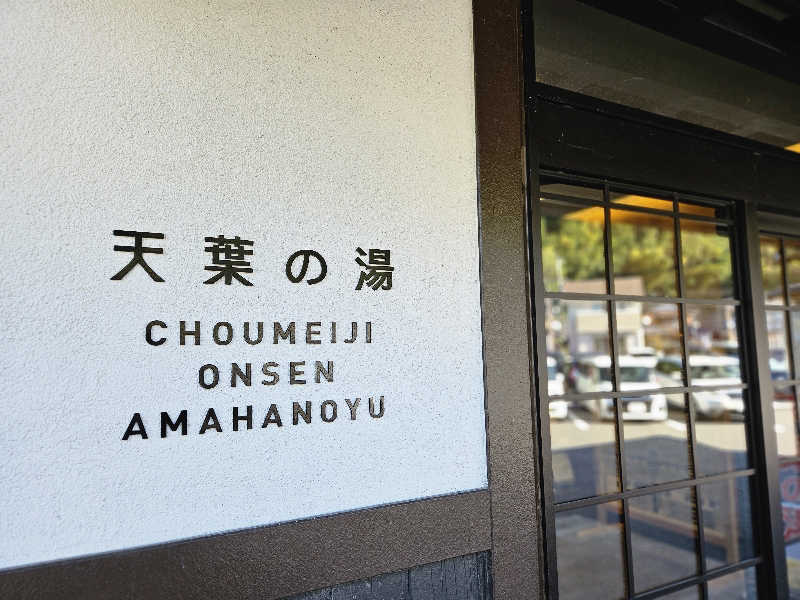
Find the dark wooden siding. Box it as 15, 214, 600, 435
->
286, 552, 492, 600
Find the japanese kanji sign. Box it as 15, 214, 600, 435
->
0, 0, 485, 572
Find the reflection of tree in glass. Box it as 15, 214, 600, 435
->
542, 206, 735, 299
541, 214, 605, 291
759, 237, 784, 303
611, 213, 676, 297
785, 241, 800, 291
681, 226, 733, 298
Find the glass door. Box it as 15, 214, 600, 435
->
758, 226, 800, 599
533, 173, 767, 599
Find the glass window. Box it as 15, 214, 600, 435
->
541, 182, 604, 202
774, 386, 798, 460
629, 490, 699, 593
760, 236, 785, 305
611, 209, 677, 297
758, 233, 800, 600
546, 297, 618, 503
707, 567, 758, 599
679, 202, 731, 220
541, 181, 758, 598
694, 406, 749, 476
611, 191, 673, 212
767, 311, 792, 381
661, 588, 702, 600
779, 457, 800, 600
541, 201, 607, 293
656, 356, 684, 386
701, 477, 756, 570
550, 404, 619, 503
624, 393, 689, 489
556, 503, 626, 600
685, 305, 742, 384
618, 302, 684, 378
681, 221, 734, 299
786, 240, 800, 305
545, 299, 611, 392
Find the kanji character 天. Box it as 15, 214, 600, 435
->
110, 230, 165, 282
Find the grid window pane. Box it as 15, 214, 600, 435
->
547, 298, 619, 503
556, 503, 626, 600
759, 233, 800, 600
786, 240, 800, 305
760, 236, 785, 305
685, 304, 742, 385
629, 489, 699, 593
540, 181, 604, 202
779, 458, 800, 599
540, 184, 761, 600
611, 191, 673, 211
707, 567, 758, 599
541, 200, 607, 293
681, 221, 734, 299
694, 406, 749, 475
611, 209, 678, 297
775, 385, 799, 460
661, 587, 702, 600
617, 302, 683, 362
550, 402, 620, 503
624, 394, 689, 489
546, 299, 611, 394
767, 311, 792, 382
702, 477, 756, 570
613, 309, 675, 416
679, 202, 731, 220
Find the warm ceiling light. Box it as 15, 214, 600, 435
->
786, 143, 800, 154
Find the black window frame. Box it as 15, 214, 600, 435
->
524, 74, 800, 600
534, 172, 763, 599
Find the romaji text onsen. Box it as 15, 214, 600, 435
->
144, 319, 373, 389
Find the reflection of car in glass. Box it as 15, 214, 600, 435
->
567, 355, 667, 421
770, 358, 790, 382
655, 355, 744, 419
547, 357, 568, 420
711, 341, 740, 358
626, 346, 657, 358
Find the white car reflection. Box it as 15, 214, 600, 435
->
548, 356, 568, 420
567, 355, 667, 421
655, 355, 744, 419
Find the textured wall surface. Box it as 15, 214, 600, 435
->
287, 552, 492, 600
0, 0, 486, 571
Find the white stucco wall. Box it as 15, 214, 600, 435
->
0, 1, 485, 569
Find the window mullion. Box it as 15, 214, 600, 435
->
604, 184, 636, 597
674, 195, 708, 596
